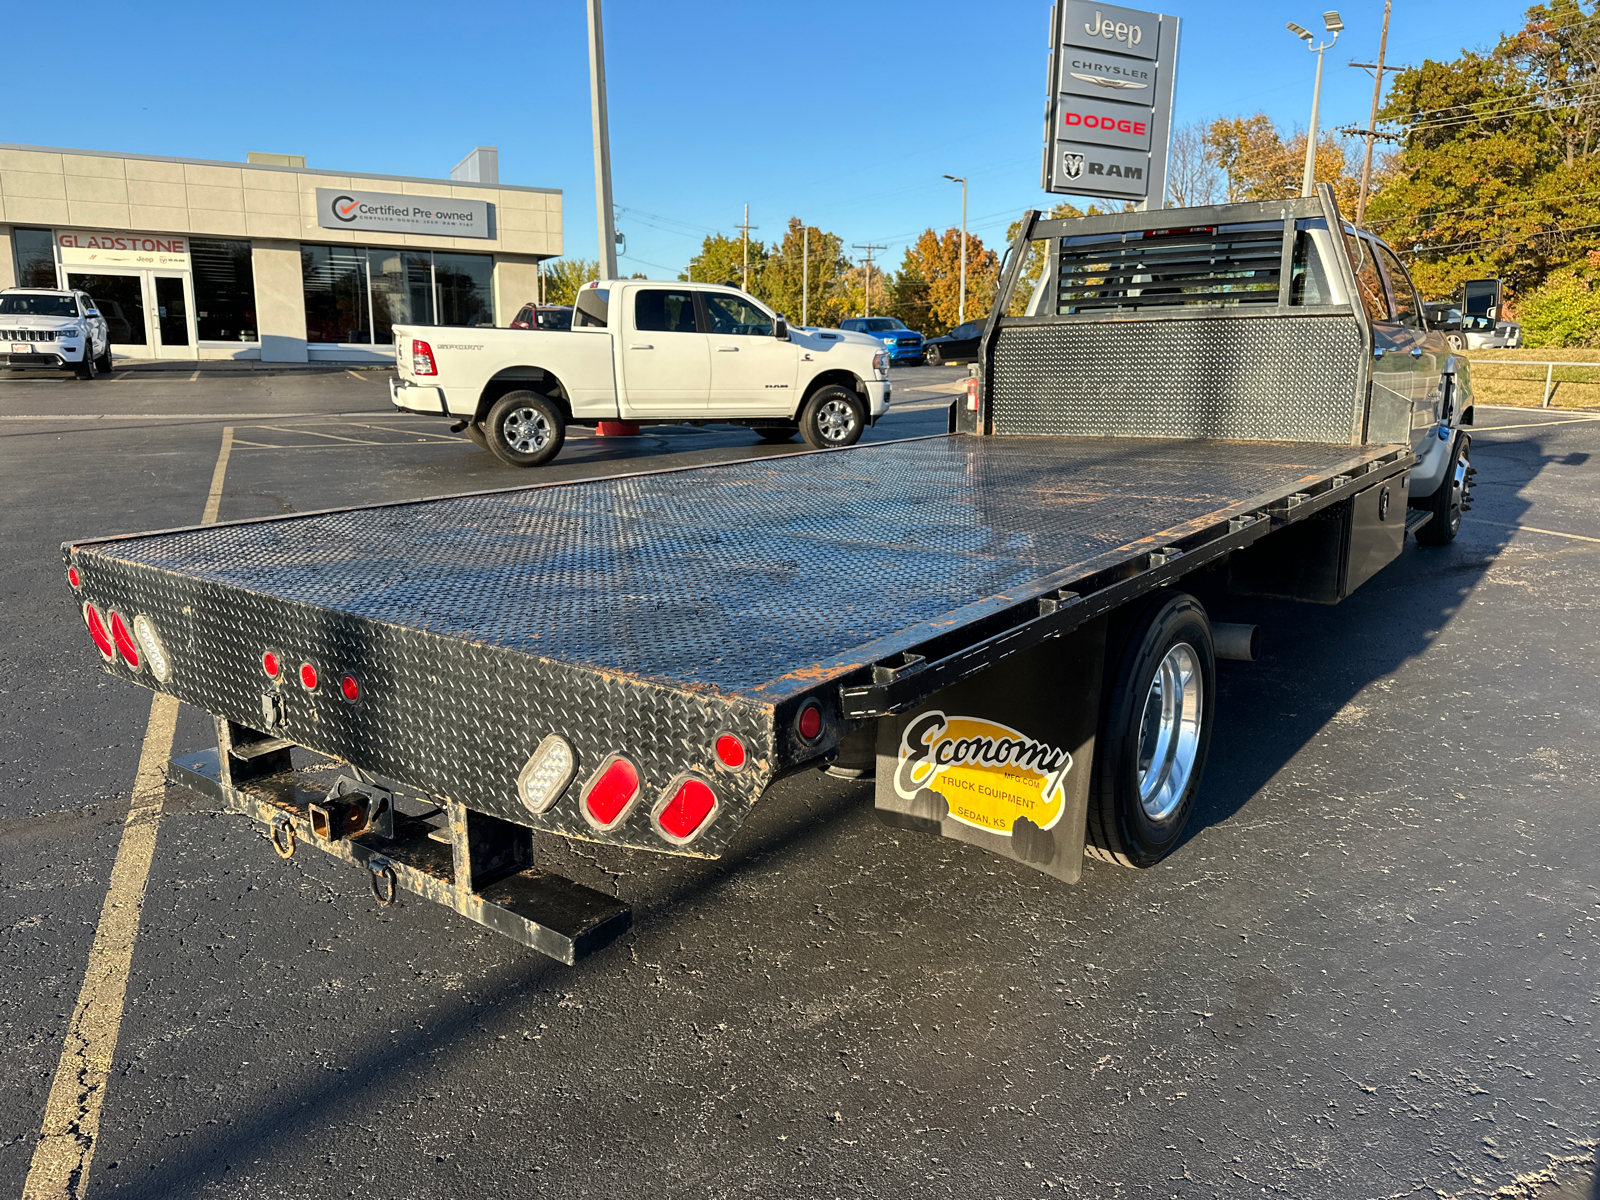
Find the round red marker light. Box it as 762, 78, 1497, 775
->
109, 612, 140, 669
84, 603, 113, 660
68, 567, 81, 589
341, 675, 360, 702
299, 663, 318, 691
797, 702, 823, 741
262, 651, 279, 677
715, 734, 746, 770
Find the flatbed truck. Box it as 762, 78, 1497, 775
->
64, 188, 1474, 964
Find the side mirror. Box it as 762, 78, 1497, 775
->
774, 317, 789, 340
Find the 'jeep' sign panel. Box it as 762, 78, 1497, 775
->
1044, 2, 1179, 204
315, 188, 491, 239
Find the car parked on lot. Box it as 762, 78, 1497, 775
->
839, 316, 925, 365
923, 320, 983, 365
0, 288, 112, 379
510, 303, 574, 331
1423, 302, 1522, 351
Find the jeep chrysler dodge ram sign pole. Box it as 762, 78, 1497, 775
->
1044, 2, 1180, 206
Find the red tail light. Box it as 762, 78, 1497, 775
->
84, 603, 113, 660
340, 675, 360, 702
715, 734, 746, 770
797, 701, 823, 742
262, 651, 280, 678
299, 663, 319, 691
656, 777, 717, 843
582, 756, 640, 830
68, 567, 81, 588
965, 377, 979, 412
109, 612, 140, 669
412, 339, 437, 376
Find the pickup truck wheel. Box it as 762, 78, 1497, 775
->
485, 391, 565, 467
757, 426, 798, 443
1445, 333, 1467, 351
1086, 591, 1215, 869
1414, 433, 1470, 546
799, 386, 865, 450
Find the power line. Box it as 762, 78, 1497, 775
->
1405, 217, 1600, 255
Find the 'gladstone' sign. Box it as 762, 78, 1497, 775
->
315, 188, 491, 238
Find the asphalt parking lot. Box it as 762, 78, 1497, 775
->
1, 364, 1596, 1200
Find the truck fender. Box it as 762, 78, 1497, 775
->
477, 368, 569, 426
792, 369, 863, 421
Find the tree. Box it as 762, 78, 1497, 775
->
760, 218, 850, 326
539, 258, 600, 305
891, 228, 1000, 333
1167, 121, 1221, 208
1367, 0, 1600, 302
1203, 114, 1361, 208
1517, 259, 1600, 344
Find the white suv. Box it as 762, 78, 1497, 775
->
0, 288, 112, 379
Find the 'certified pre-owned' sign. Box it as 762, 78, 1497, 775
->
315, 188, 491, 238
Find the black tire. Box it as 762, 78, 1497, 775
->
1414, 432, 1470, 546
484, 391, 565, 467
757, 426, 798, 443
463, 420, 489, 450
798, 385, 865, 450
74, 346, 98, 381
926, 345, 943, 366
1086, 591, 1216, 869
95, 344, 113, 374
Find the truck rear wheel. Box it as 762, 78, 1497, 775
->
1086, 592, 1216, 869
799, 386, 865, 450
485, 391, 565, 467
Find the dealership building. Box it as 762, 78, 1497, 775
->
0, 143, 561, 362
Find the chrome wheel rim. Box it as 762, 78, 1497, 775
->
1136, 643, 1203, 821
816, 398, 858, 443
502, 407, 552, 454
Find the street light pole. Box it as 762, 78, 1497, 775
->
943, 174, 967, 325
1287, 12, 1343, 198
801, 226, 808, 327
587, 0, 618, 279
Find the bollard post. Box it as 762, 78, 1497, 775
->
1542, 362, 1554, 408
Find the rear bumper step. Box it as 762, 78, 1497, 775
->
169, 742, 631, 965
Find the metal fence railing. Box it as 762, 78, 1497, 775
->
1466, 358, 1600, 408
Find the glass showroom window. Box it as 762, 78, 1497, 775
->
12, 228, 58, 288
301, 246, 495, 343
192, 239, 257, 342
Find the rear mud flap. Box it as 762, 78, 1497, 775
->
872, 617, 1106, 883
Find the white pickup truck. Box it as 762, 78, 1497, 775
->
389, 280, 891, 466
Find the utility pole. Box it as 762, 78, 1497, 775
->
587, 0, 618, 279
801, 226, 808, 327
943, 174, 968, 325
1355, 0, 1393, 226
853, 242, 885, 318
736, 204, 758, 292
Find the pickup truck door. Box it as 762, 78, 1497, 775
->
700, 291, 798, 415
1348, 233, 1431, 453
619, 287, 709, 414
1374, 242, 1448, 435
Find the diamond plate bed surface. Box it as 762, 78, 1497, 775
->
82, 435, 1392, 697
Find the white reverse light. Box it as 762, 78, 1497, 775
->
517, 734, 578, 813
132, 615, 172, 682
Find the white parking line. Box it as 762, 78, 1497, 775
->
22, 427, 233, 1200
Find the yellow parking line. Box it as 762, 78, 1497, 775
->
188, 370, 200, 382
22, 426, 233, 1200
1482, 521, 1600, 545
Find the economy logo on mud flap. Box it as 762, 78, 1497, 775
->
894, 711, 1073, 836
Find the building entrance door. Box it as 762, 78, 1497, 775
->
65, 270, 198, 361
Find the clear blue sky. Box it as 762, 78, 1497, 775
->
8, 0, 1518, 282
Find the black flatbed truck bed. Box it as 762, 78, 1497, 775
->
64, 188, 1466, 962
